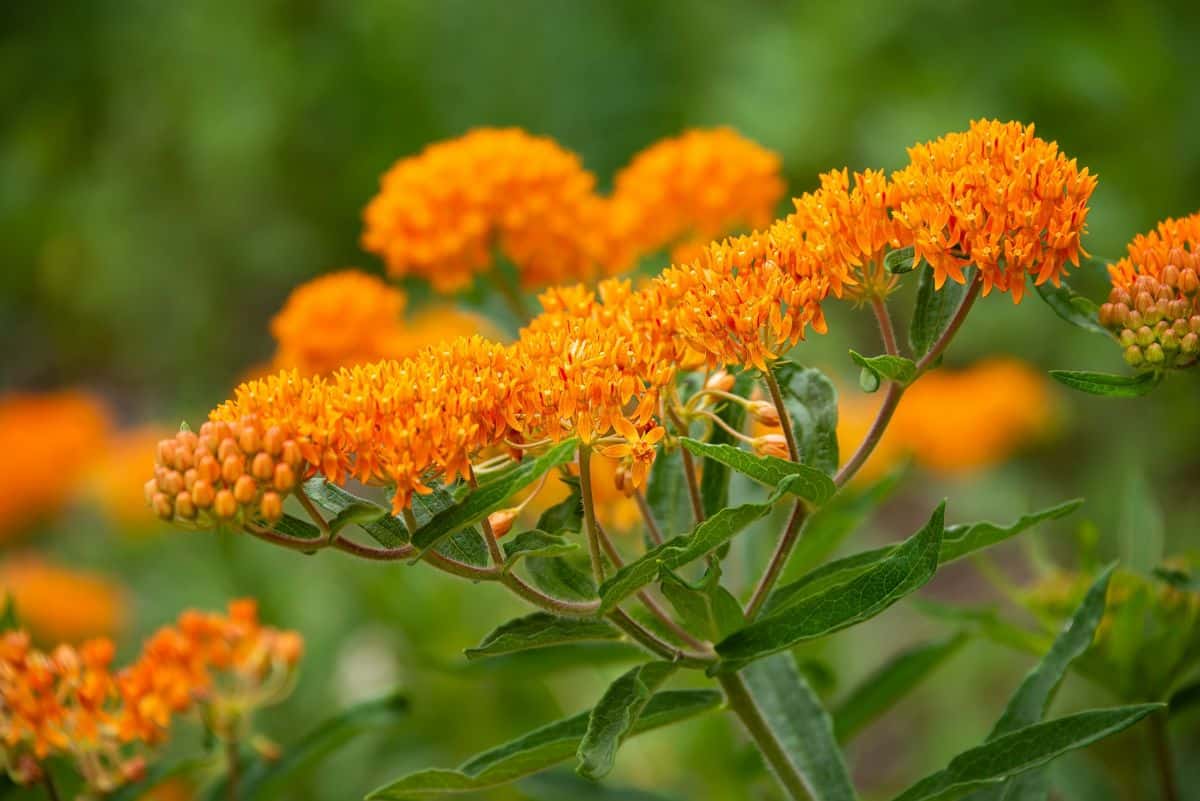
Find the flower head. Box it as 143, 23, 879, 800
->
891, 120, 1097, 301
1101, 211, 1200, 370
362, 128, 611, 292
0, 557, 127, 644
84, 425, 174, 530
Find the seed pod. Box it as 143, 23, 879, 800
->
260, 492, 283, 523
214, 490, 238, 520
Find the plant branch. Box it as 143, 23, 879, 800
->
744, 501, 807, 620
607, 607, 713, 668
667, 407, 705, 523
870, 295, 900, 356
578, 446, 608, 584
1150, 710, 1180, 801
499, 572, 602, 617
41, 774, 62, 801
295, 489, 330, 536
470, 468, 506, 568
225, 738, 240, 801
915, 273, 981, 373
634, 490, 664, 545
762, 368, 799, 463
718, 672, 813, 800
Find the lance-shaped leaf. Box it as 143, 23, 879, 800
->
599, 476, 802, 613
435, 529, 489, 567
302, 477, 408, 546
466, 613, 621, 661
772, 363, 839, 475
366, 690, 722, 799
521, 772, 686, 800
766, 500, 1081, 616
885, 245, 918, 275
536, 475, 583, 534
679, 439, 835, 504
834, 633, 968, 743
712, 503, 945, 674
1049, 369, 1161, 398
1033, 278, 1109, 337
208, 693, 408, 801
577, 662, 677, 779
526, 554, 598, 602
962, 565, 1115, 801
888, 704, 1162, 801
411, 440, 577, 555
270, 513, 322, 542
502, 530, 578, 570
911, 265, 974, 360
850, 350, 918, 388
658, 565, 744, 642
740, 653, 857, 801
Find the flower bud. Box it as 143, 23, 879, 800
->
222, 455, 244, 483
175, 491, 196, 520
614, 464, 637, 497
705, 370, 736, 393
273, 463, 295, 493
218, 437, 241, 462
263, 426, 285, 456
281, 440, 303, 470
753, 433, 790, 460
1098, 303, 1115, 328
1181, 268, 1200, 295
259, 492, 283, 523
233, 474, 257, 505
486, 507, 518, 538
1135, 326, 1156, 347
197, 454, 220, 483
1146, 343, 1166, 365
152, 493, 173, 520
1164, 264, 1181, 287
1118, 328, 1137, 348
1123, 345, 1144, 367
238, 425, 260, 455
1161, 330, 1181, 352
214, 489, 238, 520
252, 452, 275, 481
143, 478, 159, 505
748, 400, 781, 428
161, 470, 184, 496
1183, 332, 1200, 356
192, 479, 215, 508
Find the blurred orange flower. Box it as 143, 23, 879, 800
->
0, 556, 128, 643
0, 392, 110, 539
85, 425, 174, 531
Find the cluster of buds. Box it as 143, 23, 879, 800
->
146, 419, 305, 528
1100, 268, 1200, 370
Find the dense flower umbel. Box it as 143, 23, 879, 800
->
892, 120, 1097, 301
607, 128, 785, 265
362, 128, 612, 292
1101, 211, 1200, 370
0, 557, 127, 644
1, 601, 300, 793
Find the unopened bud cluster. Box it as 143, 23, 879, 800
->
146, 419, 304, 528
1099, 267, 1200, 370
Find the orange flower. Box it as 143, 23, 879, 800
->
607, 128, 785, 266
1101, 211, 1200, 370
596, 418, 666, 488
84, 425, 173, 531
362, 128, 612, 292
271, 270, 408, 376
0, 556, 127, 644
891, 120, 1097, 301
0, 391, 111, 539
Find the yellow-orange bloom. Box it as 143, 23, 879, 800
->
0, 391, 110, 539
1100, 211, 1200, 370
837, 358, 1054, 481
84, 425, 173, 531
607, 128, 785, 266
271, 270, 408, 376
0, 557, 127, 644
892, 120, 1097, 301
362, 128, 611, 292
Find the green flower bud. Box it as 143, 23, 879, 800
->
1146, 343, 1166, 365
1124, 345, 1145, 367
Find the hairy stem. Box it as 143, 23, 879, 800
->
1150, 710, 1180, 801
295, 489, 330, 536
762, 368, 799, 463
667, 406, 705, 523
607, 607, 713, 668
744, 502, 807, 620
577, 446, 607, 585
634, 490, 664, 545
500, 572, 602, 617
871, 295, 900, 356
471, 468, 506, 568
718, 672, 812, 800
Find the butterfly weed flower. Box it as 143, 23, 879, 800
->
0, 556, 127, 644
891, 119, 1097, 301
362, 128, 611, 293
607, 128, 785, 267
1100, 211, 1200, 370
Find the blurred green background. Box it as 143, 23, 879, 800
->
3, 1, 1200, 799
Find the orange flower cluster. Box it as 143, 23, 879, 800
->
835, 358, 1054, 481
0, 600, 300, 793
147, 418, 305, 528
1101, 211, 1200, 370
607, 128, 785, 265
0, 392, 110, 539
892, 120, 1097, 301
84, 425, 174, 530
0, 557, 127, 644
269, 270, 502, 376
362, 128, 612, 292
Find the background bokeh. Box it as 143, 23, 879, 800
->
3, 2, 1199, 799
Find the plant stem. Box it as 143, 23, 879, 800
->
577, 446, 607, 585
915, 273, 981, 373
226, 739, 241, 801
500, 572, 602, 617
471, 468, 506, 568
762, 368, 799, 463
667, 406, 705, 523
41, 774, 62, 801
744, 502, 806, 620
634, 490, 664, 545
607, 607, 713, 668
295, 489, 330, 536
1149, 710, 1180, 801
717, 672, 812, 800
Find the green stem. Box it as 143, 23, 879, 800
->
718, 672, 812, 800
871, 295, 900, 357
667, 406, 706, 523
577, 446, 607, 585
744, 502, 807, 620
296, 489, 330, 537
1150, 710, 1180, 801
41, 774, 62, 801
762, 368, 799, 463
226, 738, 241, 801
634, 490, 664, 545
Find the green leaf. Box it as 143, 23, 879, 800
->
784, 466, 906, 582
834, 633, 968, 742
599, 477, 801, 613
888, 705, 1162, 801
700, 367, 755, 518
913, 601, 1051, 657
303, 478, 408, 547
885, 245, 918, 275
767, 500, 1081, 615
712, 503, 945, 674
536, 476, 583, 534
1033, 278, 1108, 337
911, 265, 973, 359
577, 662, 677, 779
850, 350, 918, 387
205, 693, 408, 801
466, 613, 621, 661
772, 362, 839, 475
1048, 369, 1161, 398
679, 438, 836, 504
434, 528, 490, 567
963, 566, 1115, 801
366, 690, 722, 799
503, 530, 579, 570
525, 554, 598, 602
411, 440, 577, 555
270, 513, 322, 542
520, 772, 685, 800
0, 595, 18, 631
741, 653, 857, 801
658, 565, 744, 642
646, 444, 695, 539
